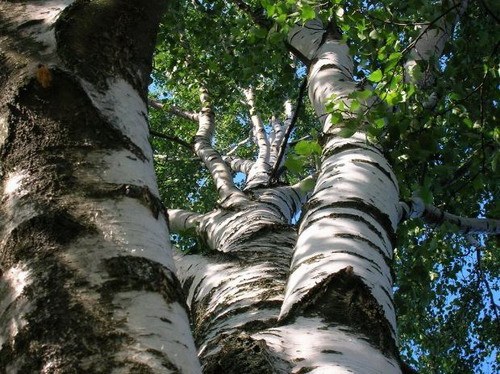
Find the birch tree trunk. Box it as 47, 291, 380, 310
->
0, 2, 200, 372
281, 19, 403, 373
170, 192, 299, 373
168, 90, 316, 372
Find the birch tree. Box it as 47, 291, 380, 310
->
0, 1, 201, 372
1, 0, 498, 373
151, 0, 499, 372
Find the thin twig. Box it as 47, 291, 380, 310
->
475, 246, 500, 320
270, 77, 308, 183
150, 130, 193, 150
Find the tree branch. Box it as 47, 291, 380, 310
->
225, 131, 252, 156
168, 208, 204, 233
149, 98, 199, 122
150, 129, 192, 150
194, 88, 248, 208
270, 76, 308, 184
399, 197, 500, 234
403, 0, 468, 89
268, 102, 291, 173
243, 87, 272, 189
223, 155, 255, 175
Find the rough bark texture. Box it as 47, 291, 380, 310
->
0, 1, 201, 372
283, 19, 402, 373
171, 185, 306, 373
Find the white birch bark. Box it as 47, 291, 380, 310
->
194, 88, 248, 208
223, 98, 295, 189
237, 90, 296, 189
0, 2, 201, 372
223, 155, 255, 174
168, 209, 204, 233
148, 99, 199, 122
253, 317, 401, 374
404, 0, 468, 89
168, 93, 314, 372
284, 19, 402, 372
170, 185, 309, 372
399, 197, 500, 234
268, 102, 293, 173
243, 88, 272, 189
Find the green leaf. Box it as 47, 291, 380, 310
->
330, 112, 343, 125
386, 91, 402, 106
388, 52, 402, 62
349, 99, 361, 112
338, 126, 357, 138
299, 178, 316, 192
260, 0, 275, 16
418, 185, 434, 205
369, 30, 379, 39
368, 69, 383, 82
492, 152, 499, 172
355, 89, 373, 100
295, 140, 322, 156
373, 117, 386, 129
300, 5, 315, 21
252, 27, 268, 39
448, 92, 462, 101
285, 155, 305, 174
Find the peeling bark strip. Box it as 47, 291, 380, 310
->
285, 19, 402, 372
0, 1, 201, 372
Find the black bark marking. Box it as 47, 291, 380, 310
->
322, 141, 383, 160
352, 158, 399, 191
283, 266, 398, 358
1, 69, 147, 178
194, 299, 284, 343
0, 209, 93, 269
321, 349, 342, 354
302, 199, 397, 248
55, 0, 167, 97
317, 63, 344, 73
0, 246, 124, 372
102, 256, 187, 307
202, 333, 290, 374
84, 183, 166, 219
